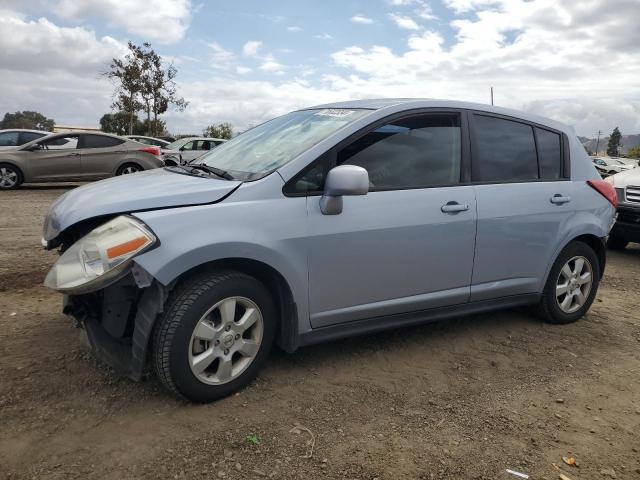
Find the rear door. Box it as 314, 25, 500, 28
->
469, 112, 572, 300
79, 134, 127, 178
27, 135, 82, 180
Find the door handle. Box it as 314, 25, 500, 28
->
550, 194, 571, 205
441, 201, 470, 213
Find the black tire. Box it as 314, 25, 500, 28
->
116, 162, 143, 176
607, 235, 628, 250
0, 163, 23, 190
538, 241, 601, 324
152, 270, 277, 403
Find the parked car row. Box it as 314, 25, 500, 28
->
591, 156, 638, 177
0, 129, 227, 189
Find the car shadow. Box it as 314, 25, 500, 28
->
20, 183, 85, 190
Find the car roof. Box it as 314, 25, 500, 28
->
303, 98, 571, 133
0, 128, 49, 134
175, 137, 227, 142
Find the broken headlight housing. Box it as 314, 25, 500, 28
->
44, 216, 156, 294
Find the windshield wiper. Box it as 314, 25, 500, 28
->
187, 164, 235, 180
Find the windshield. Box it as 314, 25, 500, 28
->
165, 138, 191, 150
197, 108, 369, 177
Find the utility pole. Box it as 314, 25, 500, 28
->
594, 130, 602, 156
490, 87, 494, 106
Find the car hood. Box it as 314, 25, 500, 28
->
607, 168, 640, 189
43, 167, 241, 242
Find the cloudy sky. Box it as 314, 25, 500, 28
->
1, 0, 639, 137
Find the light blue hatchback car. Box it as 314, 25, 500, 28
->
42, 99, 617, 402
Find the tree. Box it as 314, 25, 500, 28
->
1, 111, 54, 131
203, 122, 233, 139
104, 42, 187, 137
103, 41, 145, 135
100, 112, 144, 135
607, 127, 622, 157
627, 145, 640, 159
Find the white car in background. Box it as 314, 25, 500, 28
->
162, 137, 227, 165
0, 129, 50, 150
591, 156, 635, 177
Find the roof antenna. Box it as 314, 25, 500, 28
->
490, 86, 494, 106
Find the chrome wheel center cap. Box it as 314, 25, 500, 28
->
221, 332, 235, 349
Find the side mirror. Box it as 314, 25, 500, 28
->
320, 165, 369, 215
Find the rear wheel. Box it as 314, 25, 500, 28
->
607, 235, 628, 250
538, 241, 600, 324
152, 270, 276, 403
0, 163, 23, 190
116, 163, 143, 175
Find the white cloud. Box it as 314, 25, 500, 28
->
313, 33, 333, 40
351, 15, 374, 24
236, 66, 252, 75
0, 13, 126, 73
56, 0, 193, 44
208, 42, 234, 66
259, 60, 285, 74
242, 40, 262, 57
389, 13, 421, 30
287, 26, 303, 32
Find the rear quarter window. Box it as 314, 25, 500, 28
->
535, 128, 562, 180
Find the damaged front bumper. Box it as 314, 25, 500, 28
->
63, 272, 170, 381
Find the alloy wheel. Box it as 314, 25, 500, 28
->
188, 296, 264, 385
122, 165, 140, 174
556, 255, 593, 313
0, 167, 18, 188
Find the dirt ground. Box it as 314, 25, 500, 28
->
1, 185, 639, 480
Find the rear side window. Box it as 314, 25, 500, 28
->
472, 115, 538, 182
81, 135, 124, 148
535, 128, 562, 180
20, 132, 45, 144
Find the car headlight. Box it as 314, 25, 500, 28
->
44, 216, 156, 293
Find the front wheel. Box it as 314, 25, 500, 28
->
538, 241, 600, 324
152, 270, 276, 402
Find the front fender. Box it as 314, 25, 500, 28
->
131, 195, 310, 332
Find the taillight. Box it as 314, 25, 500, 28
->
138, 146, 161, 157
587, 179, 617, 208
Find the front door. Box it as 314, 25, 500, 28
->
297, 112, 478, 328
27, 134, 81, 180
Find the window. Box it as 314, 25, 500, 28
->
81, 135, 124, 148
20, 132, 45, 144
472, 115, 538, 182
181, 141, 195, 151
535, 128, 562, 180
289, 113, 461, 194
0, 132, 19, 146
40, 135, 79, 149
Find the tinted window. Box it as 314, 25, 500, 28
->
289, 114, 462, 194
181, 141, 195, 151
20, 132, 45, 144
473, 115, 538, 182
41, 136, 79, 149
536, 128, 562, 179
81, 135, 124, 148
0, 132, 19, 146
